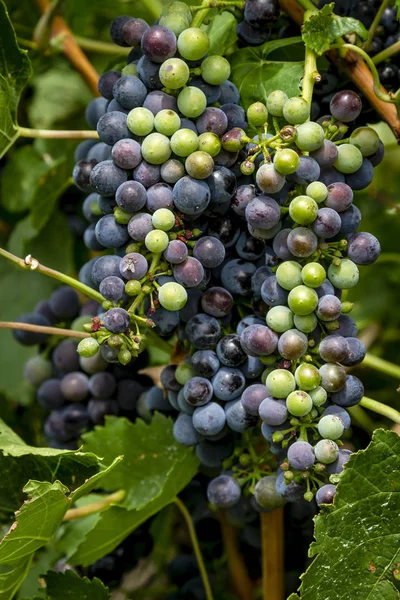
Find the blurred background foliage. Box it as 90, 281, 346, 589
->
0, 0, 399, 441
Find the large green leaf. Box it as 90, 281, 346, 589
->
68, 445, 198, 565
0, 147, 49, 214
0, 418, 99, 522
42, 569, 110, 600
80, 413, 199, 510
229, 38, 304, 110
204, 11, 238, 56
302, 4, 368, 56
293, 430, 400, 599
0, 1, 32, 158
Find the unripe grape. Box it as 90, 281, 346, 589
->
350, 126, 380, 156
266, 306, 294, 333
293, 313, 318, 333
222, 128, 246, 152
78, 337, 100, 358
256, 163, 286, 194
152, 208, 175, 231
185, 151, 214, 179
276, 261, 302, 290
178, 28, 209, 61
288, 285, 318, 315
266, 90, 288, 117
328, 259, 359, 289
309, 385, 328, 406
177, 87, 207, 118
159, 58, 190, 89
198, 132, 222, 157
273, 148, 300, 175
201, 55, 231, 85
295, 363, 321, 391
306, 181, 328, 204
154, 109, 181, 136
296, 122, 325, 152
289, 195, 318, 225
145, 229, 169, 252
127, 107, 154, 136
266, 369, 296, 398
317, 415, 345, 440
247, 102, 268, 127
314, 439, 339, 464
286, 390, 313, 417
301, 263, 326, 288
334, 144, 363, 174
171, 128, 199, 157
319, 363, 347, 392
159, 282, 188, 311
282, 97, 310, 125
142, 133, 171, 164
125, 280, 142, 296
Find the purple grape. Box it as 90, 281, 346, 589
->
90, 160, 128, 197
112, 138, 142, 169
97, 111, 131, 145
287, 227, 318, 258
191, 350, 220, 378
37, 379, 65, 410
339, 205, 362, 234
261, 275, 288, 307
99, 276, 125, 301
331, 374, 364, 407
341, 337, 366, 366
201, 287, 234, 318
347, 232, 380, 265
146, 183, 174, 212
318, 167, 345, 186
241, 383, 268, 415
317, 294, 342, 321
232, 184, 256, 217
193, 236, 225, 268
319, 335, 349, 362
116, 180, 147, 212
127, 213, 153, 241
89, 372, 117, 399
133, 161, 161, 188
287, 441, 315, 470
98, 70, 121, 99
326, 182, 353, 212
221, 259, 257, 296
183, 376, 213, 406
244, 0, 280, 27
330, 90, 362, 122
122, 18, 149, 46
278, 329, 308, 359
164, 240, 188, 264
103, 308, 130, 333
85, 97, 109, 128
258, 398, 287, 426
196, 108, 228, 135
207, 475, 241, 508
185, 314, 221, 349
141, 26, 177, 63
220, 103, 247, 130
143, 90, 178, 115
310, 140, 338, 167
119, 252, 148, 280
174, 257, 205, 288
60, 372, 89, 402
316, 484, 336, 505
240, 324, 278, 357
312, 208, 341, 238
245, 196, 281, 230
273, 228, 296, 260
173, 177, 211, 216
288, 156, 320, 185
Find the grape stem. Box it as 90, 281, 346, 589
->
372, 40, 400, 66
63, 489, 126, 521
190, 0, 244, 10
0, 321, 89, 339
364, 0, 391, 52
18, 127, 99, 139
301, 16, 321, 106
218, 510, 254, 600
362, 352, 400, 380
0, 247, 105, 304
347, 405, 376, 435
34, 0, 100, 96
174, 497, 214, 600
260, 509, 284, 600
360, 397, 400, 425
279, 0, 400, 139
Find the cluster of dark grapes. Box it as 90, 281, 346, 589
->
15, 286, 155, 448
142, 86, 382, 511
73, 2, 256, 365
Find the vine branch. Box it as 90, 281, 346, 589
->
174, 497, 214, 600
34, 0, 100, 96
218, 510, 253, 600
18, 127, 99, 139
0, 322, 89, 339
0, 248, 105, 304
278, 0, 400, 140
261, 509, 284, 600
362, 352, 400, 380
360, 397, 400, 425
364, 0, 390, 52
63, 490, 126, 521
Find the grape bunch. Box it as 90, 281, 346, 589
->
73, 2, 252, 363
14, 286, 158, 448
145, 87, 382, 511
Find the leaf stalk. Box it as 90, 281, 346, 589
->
18, 127, 99, 139
63, 489, 126, 521
360, 397, 400, 425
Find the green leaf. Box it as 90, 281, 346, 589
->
0, 1, 32, 158
0, 147, 49, 214
68, 417, 199, 565
295, 430, 400, 600
302, 4, 368, 56
17, 546, 60, 599
55, 495, 103, 560
42, 570, 110, 600
204, 11, 238, 56
0, 418, 99, 522
229, 38, 305, 110
70, 456, 123, 503
80, 414, 198, 511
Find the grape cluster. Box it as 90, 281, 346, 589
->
144, 87, 382, 510
15, 286, 157, 448
74, 3, 252, 364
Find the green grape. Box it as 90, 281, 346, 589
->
159, 13, 191, 36
141, 133, 171, 164
317, 415, 344, 440
175, 362, 195, 384
328, 259, 359, 289
266, 305, 294, 333
265, 368, 296, 398
178, 28, 210, 61
159, 58, 190, 89
282, 97, 310, 125
122, 63, 138, 77
350, 126, 380, 156
247, 102, 268, 127
125, 280, 142, 296
273, 148, 300, 175
266, 90, 288, 117
170, 128, 199, 157
309, 386, 328, 407
201, 55, 231, 85
77, 337, 99, 358
161, 1, 192, 21
314, 439, 339, 464
127, 107, 154, 136
177, 86, 207, 118
145, 229, 169, 252
276, 261, 302, 291
295, 122, 325, 152
222, 128, 246, 152
286, 390, 313, 417
159, 281, 188, 311
289, 195, 318, 225
254, 476, 286, 510
288, 285, 319, 316
334, 143, 363, 174
301, 262, 326, 288
295, 363, 321, 391
198, 132, 222, 157
293, 313, 317, 333
185, 151, 214, 179
114, 207, 133, 225
306, 181, 328, 204
152, 208, 175, 231
154, 109, 181, 136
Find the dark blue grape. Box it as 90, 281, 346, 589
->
91, 255, 122, 287
236, 315, 265, 336
110, 16, 131, 46
237, 19, 270, 45
184, 376, 213, 406
60, 371, 89, 402
72, 159, 97, 192
322, 405, 351, 430
84, 223, 104, 250
191, 350, 220, 378
185, 313, 221, 349
318, 167, 345, 186
331, 374, 364, 407
127, 212, 153, 241
133, 161, 161, 188
97, 111, 131, 145
173, 413, 204, 446
89, 371, 117, 399
37, 379, 65, 410
310, 139, 338, 167
368, 141, 384, 166
74, 139, 97, 162
312, 207, 341, 238
347, 231, 380, 265
241, 383, 268, 415
341, 337, 366, 366
207, 475, 241, 507
87, 142, 112, 164
179, 289, 203, 323
345, 158, 374, 190
82, 193, 100, 222
212, 367, 246, 401
339, 205, 362, 234
49, 286, 80, 320
151, 308, 180, 336
287, 441, 315, 470
193, 236, 225, 268
206, 166, 237, 204
225, 399, 258, 432
220, 103, 247, 130
52, 339, 80, 373
232, 184, 256, 217
164, 240, 188, 264
191, 76, 221, 104
98, 195, 116, 215
251, 266, 273, 298
90, 160, 128, 197
95, 214, 130, 248
328, 314, 358, 338
244, 0, 280, 28
113, 75, 147, 109
173, 177, 211, 216
275, 471, 305, 502
146, 183, 174, 212
99, 276, 125, 301
208, 214, 241, 248
88, 398, 119, 424
193, 402, 226, 435
196, 438, 233, 467
98, 70, 121, 99
240, 324, 278, 356
326, 448, 352, 475
288, 156, 320, 185
173, 257, 205, 288
219, 80, 240, 104
217, 335, 247, 367
104, 308, 130, 333
116, 180, 147, 212
221, 259, 256, 296
258, 397, 287, 426
111, 138, 142, 170
240, 356, 264, 379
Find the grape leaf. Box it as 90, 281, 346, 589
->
0, 1, 32, 158
302, 3, 368, 56
204, 11, 238, 56
67, 426, 199, 565
396, 0, 400, 20
0, 418, 99, 522
292, 430, 400, 600
42, 570, 110, 600
55, 494, 103, 560
80, 413, 199, 510
229, 38, 304, 110
0, 147, 49, 214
